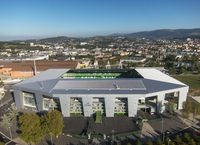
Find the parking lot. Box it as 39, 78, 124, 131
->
63, 115, 139, 135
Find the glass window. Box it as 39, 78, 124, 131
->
43, 98, 50, 110
23, 92, 36, 107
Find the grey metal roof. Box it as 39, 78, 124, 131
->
142, 79, 185, 94
53, 79, 146, 90
16, 79, 59, 94
14, 69, 187, 95
15, 69, 68, 85
52, 89, 147, 94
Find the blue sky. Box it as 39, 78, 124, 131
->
0, 0, 200, 40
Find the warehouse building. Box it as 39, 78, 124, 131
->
13, 68, 189, 117
0, 60, 78, 79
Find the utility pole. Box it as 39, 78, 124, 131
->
8, 126, 12, 140
33, 59, 37, 75
111, 129, 114, 145
159, 102, 165, 143
50, 133, 53, 145
161, 115, 165, 142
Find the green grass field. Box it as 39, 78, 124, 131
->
173, 74, 200, 89
172, 74, 200, 95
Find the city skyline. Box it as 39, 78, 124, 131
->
0, 0, 200, 40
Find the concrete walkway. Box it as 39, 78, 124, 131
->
12, 137, 28, 145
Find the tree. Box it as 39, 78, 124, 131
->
0, 114, 11, 130
183, 99, 200, 118
182, 100, 193, 119
193, 136, 200, 144
0, 81, 4, 87
0, 104, 17, 131
43, 110, 64, 137
185, 99, 193, 112
189, 139, 196, 145
193, 104, 200, 119
165, 102, 175, 115
174, 135, 186, 145
18, 111, 64, 144
174, 135, 182, 144
136, 140, 142, 145
7, 105, 18, 122
169, 142, 176, 145
145, 139, 153, 145
19, 113, 44, 144
183, 133, 191, 143
164, 55, 176, 71
155, 138, 162, 145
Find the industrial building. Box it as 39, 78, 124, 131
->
13, 68, 189, 117
0, 60, 78, 79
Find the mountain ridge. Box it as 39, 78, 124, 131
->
123, 28, 200, 39
7, 28, 200, 42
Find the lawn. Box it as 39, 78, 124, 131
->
173, 74, 200, 89
172, 74, 200, 96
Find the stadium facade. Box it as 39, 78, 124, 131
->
13, 68, 189, 117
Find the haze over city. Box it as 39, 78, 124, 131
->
0, 0, 200, 40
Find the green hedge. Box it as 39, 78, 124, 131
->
95, 111, 102, 123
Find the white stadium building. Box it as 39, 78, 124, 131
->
13, 68, 189, 117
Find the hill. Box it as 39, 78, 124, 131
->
20, 28, 200, 43
124, 28, 200, 39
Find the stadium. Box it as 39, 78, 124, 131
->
13, 68, 189, 117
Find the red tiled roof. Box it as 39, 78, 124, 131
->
0, 60, 78, 72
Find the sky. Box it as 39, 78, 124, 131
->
0, 0, 200, 40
